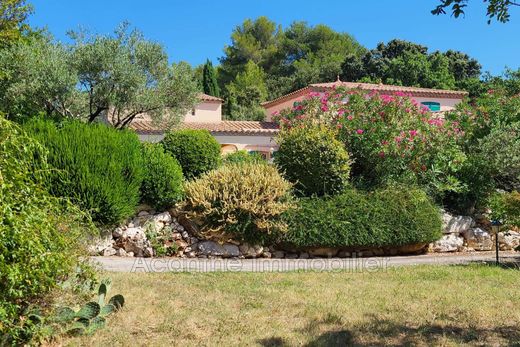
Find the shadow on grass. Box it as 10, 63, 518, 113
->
257, 317, 520, 347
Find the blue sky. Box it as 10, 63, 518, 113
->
29, 0, 519, 76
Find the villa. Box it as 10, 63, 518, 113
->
129, 81, 468, 158
262, 79, 468, 120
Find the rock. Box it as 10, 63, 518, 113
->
187, 251, 196, 258
102, 247, 117, 256
308, 247, 338, 257
127, 251, 134, 257
181, 231, 190, 240
88, 236, 113, 255
442, 212, 474, 234
262, 251, 272, 258
498, 231, 520, 251
431, 234, 464, 252
123, 227, 146, 239
463, 228, 493, 251
118, 227, 152, 257
198, 241, 239, 257
172, 232, 182, 240
285, 253, 299, 259
338, 250, 351, 258
190, 237, 199, 244
143, 247, 154, 257
137, 210, 150, 217
112, 227, 124, 239
299, 252, 309, 259
175, 239, 189, 249
273, 251, 285, 258
116, 248, 128, 257
177, 214, 200, 236
152, 212, 172, 224
239, 244, 263, 258
223, 244, 240, 257
239, 243, 250, 255
253, 245, 264, 257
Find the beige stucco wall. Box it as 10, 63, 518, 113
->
184, 101, 222, 123
138, 133, 279, 154
264, 92, 463, 120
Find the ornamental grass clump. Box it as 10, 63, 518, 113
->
183, 163, 293, 243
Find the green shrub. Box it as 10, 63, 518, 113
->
161, 129, 221, 180
183, 163, 293, 243
0, 115, 94, 344
140, 143, 184, 210
222, 150, 264, 165
275, 88, 466, 199
479, 122, 520, 191
283, 186, 442, 248
23, 119, 143, 226
275, 125, 351, 197
488, 191, 520, 228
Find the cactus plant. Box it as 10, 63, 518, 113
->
51, 279, 125, 336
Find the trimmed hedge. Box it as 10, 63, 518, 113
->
161, 129, 221, 180
275, 125, 351, 197
24, 119, 144, 226
283, 186, 442, 248
140, 143, 184, 210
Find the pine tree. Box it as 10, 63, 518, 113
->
202, 59, 220, 97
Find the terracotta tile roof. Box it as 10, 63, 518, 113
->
262, 81, 468, 108
129, 120, 279, 135
199, 93, 223, 102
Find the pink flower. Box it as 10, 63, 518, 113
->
321, 105, 329, 112
338, 109, 345, 115
409, 130, 418, 137
379, 151, 385, 158
347, 115, 353, 121
337, 124, 343, 129
356, 129, 364, 135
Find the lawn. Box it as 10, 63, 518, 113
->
63, 265, 520, 346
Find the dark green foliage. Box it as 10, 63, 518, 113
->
275, 126, 351, 197
140, 143, 184, 210
161, 129, 221, 180
479, 122, 520, 191
0, 115, 95, 344
284, 186, 442, 248
23, 118, 144, 225
222, 150, 264, 165
202, 59, 220, 97
488, 191, 520, 228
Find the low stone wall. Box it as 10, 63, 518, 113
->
429, 211, 520, 252
89, 208, 520, 259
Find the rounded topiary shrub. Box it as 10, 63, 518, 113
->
183, 163, 293, 243
274, 125, 351, 197
161, 129, 221, 180
141, 143, 184, 210
24, 118, 144, 226
283, 185, 442, 248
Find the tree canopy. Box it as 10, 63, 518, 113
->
432, 0, 519, 23
0, 0, 32, 47
202, 59, 220, 97
0, 24, 199, 128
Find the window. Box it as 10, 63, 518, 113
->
191, 108, 196, 116
421, 101, 441, 112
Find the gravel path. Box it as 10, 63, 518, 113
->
91, 252, 520, 273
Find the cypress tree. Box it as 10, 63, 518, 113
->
202, 59, 220, 97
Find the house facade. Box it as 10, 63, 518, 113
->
129, 93, 279, 159
262, 80, 468, 120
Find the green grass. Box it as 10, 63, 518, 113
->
63, 265, 520, 346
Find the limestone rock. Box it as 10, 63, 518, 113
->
463, 228, 493, 251
442, 212, 474, 234
198, 241, 238, 258
223, 244, 240, 257
498, 231, 520, 251
431, 234, 464, 252
102, 247, 117, 256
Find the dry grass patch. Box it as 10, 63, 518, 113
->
62, 265, 520, 346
